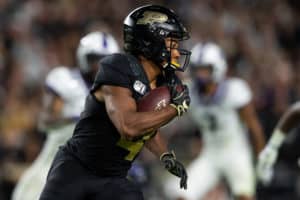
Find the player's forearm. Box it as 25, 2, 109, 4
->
265, 102, 300, 150
120, 106, 177, 140
239, 103, 265, 155
145, 131, 168, 158
277, 102, 300, 133
249, 120, 265, 156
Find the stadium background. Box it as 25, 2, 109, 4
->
0, 0, 300, 199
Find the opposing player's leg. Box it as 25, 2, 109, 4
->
39, 148, 87, 200
12, 161, 49, 200
164, 150, 219, 200
13, 125, 74, 200
12, 139, 60, 200
222, 147, 255, 200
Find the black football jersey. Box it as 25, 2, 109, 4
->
64, 53, 155, 177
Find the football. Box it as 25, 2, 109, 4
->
137, 86, 171, 112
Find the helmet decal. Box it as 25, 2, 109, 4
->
137, 11, 168, 25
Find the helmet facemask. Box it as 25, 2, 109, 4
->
161, 38, 191, 72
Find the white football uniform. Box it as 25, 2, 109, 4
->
165, 78, 255, 200
12, 67, 89, 200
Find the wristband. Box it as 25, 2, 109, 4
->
160, 151, 176, 161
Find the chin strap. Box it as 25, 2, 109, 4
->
162, 61, 181, 71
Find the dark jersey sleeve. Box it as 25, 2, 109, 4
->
91, 53, 133, 92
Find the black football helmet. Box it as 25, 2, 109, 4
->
123, 5, 191, 71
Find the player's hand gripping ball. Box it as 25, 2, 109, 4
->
137, 86, 171, 112
160, 151, 188, 190
167, 74, 190, 116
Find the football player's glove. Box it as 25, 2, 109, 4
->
256, 129, 286, 185
256, 145, 278, 185
167, 73, 190, 116
160, 151, 188, 189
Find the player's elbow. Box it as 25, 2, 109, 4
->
119, 124, 140, 141
109, 110, 142, 140
107, 110, 138, 140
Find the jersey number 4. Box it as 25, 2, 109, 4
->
117, 131, 156, 161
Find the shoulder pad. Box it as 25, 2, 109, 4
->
92, 54, 134, 91
100, 53, 133, 75
225, 78, 252, 108
45, 66, 72, 97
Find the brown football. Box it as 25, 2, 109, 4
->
137, 86, 171, 112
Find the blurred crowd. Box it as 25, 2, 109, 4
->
0, 0, 300, 199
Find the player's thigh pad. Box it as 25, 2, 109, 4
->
39, 154, 87, 199
40, 149, 144, 200
92, 178, 144, 200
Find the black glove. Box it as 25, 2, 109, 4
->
160, 151, 188, 190
166, 72, 190, 116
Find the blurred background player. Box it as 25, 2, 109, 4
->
165, 42, 265, 200
11, 31, 119, 200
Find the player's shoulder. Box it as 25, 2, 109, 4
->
46, 66, 71, 80
100, 53, 133, 74
92, 53, 138, 91
100, 53, 130, 64
224, 77, 252, 108
226, 77, 250, 92
45, 66, 82, 97
46, 66, 74, 87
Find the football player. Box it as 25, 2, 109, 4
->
257, 102, 300, 184
39, 5, 191, 200
165, 42, 265, 200
12, 31, 119, 200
